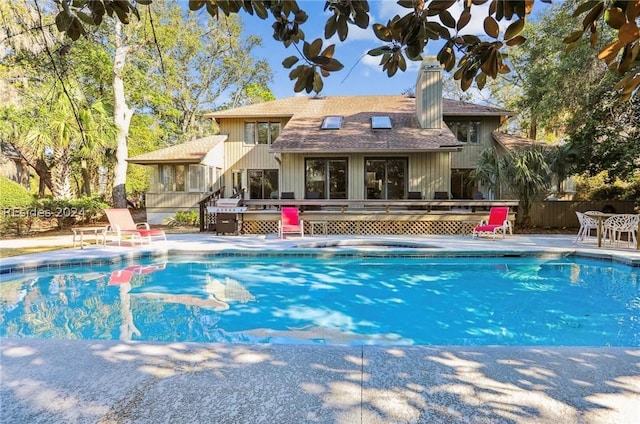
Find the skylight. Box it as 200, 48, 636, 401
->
371, 115, 392, 129
321, 116, 343, 130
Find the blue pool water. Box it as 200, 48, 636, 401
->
1, 256, 638, 346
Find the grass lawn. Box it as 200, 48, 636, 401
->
1, 245, 72, 258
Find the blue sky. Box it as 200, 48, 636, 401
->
237, 1, 555, 99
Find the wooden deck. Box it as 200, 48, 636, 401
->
202, 199, 519, 235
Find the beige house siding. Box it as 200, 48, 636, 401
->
450, 116, 501, 169
145, 192, 205, 224
277, 152, 451, 200
409, 152, 451, 198
220, 117, 288, 197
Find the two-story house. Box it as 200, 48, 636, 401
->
130, 57, 515, 226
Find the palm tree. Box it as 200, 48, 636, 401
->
504, 146, 552, 227
470, 147, 508, 199
546, 143, 578, 196
25, 85, 115, 200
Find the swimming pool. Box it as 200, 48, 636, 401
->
1, 255, 638, 346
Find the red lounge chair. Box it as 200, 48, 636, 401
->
472, 207, 512, 239
278, 207, 304, 239
105, 208, 167, 245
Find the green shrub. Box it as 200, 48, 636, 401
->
0, 177, 33, 208
164, 210, 199, 227
37, 196, 110, 229
0, 177, 36, 235
589, 185, 626, 200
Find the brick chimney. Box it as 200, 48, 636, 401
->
415, 56, 442, 129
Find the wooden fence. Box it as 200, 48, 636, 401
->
529, 201, 637, 228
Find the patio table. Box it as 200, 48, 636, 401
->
72, 226, 107, 249
584, 212, 639, 250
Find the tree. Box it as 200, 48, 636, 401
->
127, 4, 273, 140
546, 143, 578, 195
473, 145, 552, 227
470, 147, 507, 199
503, 146, 551, 227
38, 0, 640, 100
23, 84, 114, 200
568, 94, 640, 181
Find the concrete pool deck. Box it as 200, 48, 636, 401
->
1, 233, 640, 423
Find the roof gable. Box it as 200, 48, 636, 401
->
127, 135, 227, 164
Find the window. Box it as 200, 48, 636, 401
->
189, 164, 206, 192
248, 169, 279, 199
371, 115, 392, 129
445, 121, 480, 143
305, 158, 348, 199
365, 158, 407, 200
321, 116, 343, 130
244, 121, 281, 144
158, 164, 185, 192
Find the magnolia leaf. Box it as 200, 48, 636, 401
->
325, 15, 337, 39
397, 52, 407, 71
313, 71, 323, 93
55, 11, 72, 32
572, 0, 600, 17
306, 38, 323, 59
252, 1, 269, 19
373, 23, 392, 42
368, 46, 393, 56
582, 1, 604, 31
598, 40, 624, 63
354, 9, 369, 29
563, 30, 583, 44
604, 7, 626, 29
321, 44, 335, 58
428, 0, 456, 12
483, 16, 499, 38
188, 1, 206, 11
136, 0, 153, 4
311, 56, 330, 65
282, 56, 299, 69
439, 10, 456, 28
461, 75, 472, 91
506, 35, 526, 46
476, 72, 487, 90
504, 18, 525, 41
305, 70, 315, 93
589, 30, 598, 48
76, 11, 96, 25
405, 43, 423, 60
289, 65, 306, 80
337, 15, 348, 41
457, 12, 471, 30
618, 22, 640, 44
315, 57, 344, 72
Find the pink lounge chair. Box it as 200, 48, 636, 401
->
472, 207, 512, 239
105, 208, 167, 245
278, 207, 304, 239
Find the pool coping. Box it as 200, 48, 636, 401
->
2, 234, 639, 275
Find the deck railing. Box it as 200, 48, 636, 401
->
240, 199, 520, 213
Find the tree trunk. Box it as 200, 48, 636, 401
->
112, 21, 134, 208
14, 143, 52, 194
51, 146, 73, 200
81, 158, 91, 196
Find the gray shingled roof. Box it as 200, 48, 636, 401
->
492, 131, 543, 151
127, 135, 227, 164
207, 95, 514, 153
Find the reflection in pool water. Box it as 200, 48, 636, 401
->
1, 256, 638, 346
